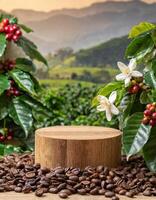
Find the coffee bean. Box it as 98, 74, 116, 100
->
143, 190, 152, 196
49, 187, 59, 194
118, 189, 127, 195
106, 183, 114, 190
14, 187, 22, 193
81, 180, 90, 185
96, 165, 104, 173
105, 191, 115, 198
55, 169, 64, 174
77, 189, 86, 195
0, 187, 4, 192
35, 188, 44, 197
126, 191, 134, 198
59, 192, 68, 199
57, 183, 66, 191
69, 175, 78, 181
25, 172, 36, 179
112, 196, 120, 200
60, 189, 71, 195
90, 187, 98, 195
98, 188, 105, 195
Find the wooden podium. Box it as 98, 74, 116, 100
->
35, 126, 121, 169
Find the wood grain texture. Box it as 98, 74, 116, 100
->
0, 192, 155, 200
35, 126, 121, 169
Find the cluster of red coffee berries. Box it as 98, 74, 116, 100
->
6, 80, 20, 97
128, 78, 148, 94
0, 59, 16, 72
0, 18, 22, 42
0, 128, 14, 142
142, 103, 156, 127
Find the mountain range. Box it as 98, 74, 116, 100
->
1, 0, 156, 54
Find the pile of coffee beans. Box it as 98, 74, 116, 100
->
0, 153, 156, 199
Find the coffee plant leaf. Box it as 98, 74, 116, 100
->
9, 69, 36, 96
9, 97, 33, 137
0, 94, 9, 120
129, 22, 156, 39
0, 144, 4, 155
144, 71, 156, 89
0, 33, 7, 57
19, 24, 33, 33
16, 36, 48, 66
125, 33, 154, 60
16, 58, 36, 72
140, 90, 153, 104
123, 112, 151, 158
92, 81, 123, 106
143, 127, 156, 172
0, 74, 10, 95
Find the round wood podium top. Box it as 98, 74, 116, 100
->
36, 126, 121, 140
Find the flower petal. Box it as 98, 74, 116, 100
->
97, 105, 106, 112
105, 108, 112, 121
97, 95, 108, 103
116, 73, 127, 81
129, 59, 136, 71
117, 62, 129, 73
124, 76, 131, 87
131, 71, 143, 77
111, 104, 119, 115
109, 91, 117, 104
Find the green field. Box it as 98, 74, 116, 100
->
40, 79, 98, 90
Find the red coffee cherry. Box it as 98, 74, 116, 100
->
149, 119, 156, 127
142, 117, 150, 125
152, 112, 156, 120
144, 110, 152, 117
146, 104, 152, 110
2, 18, 9, 27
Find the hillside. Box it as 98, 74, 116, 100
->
4, 0, 156, 53
75, 36, 130, 67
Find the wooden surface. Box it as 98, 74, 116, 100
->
0, 192, 155, 200
35, 126, 121, 169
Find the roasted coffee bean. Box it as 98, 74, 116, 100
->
69, 175, 79, 182
0, 187, 4, 192
49, 187, 59, 194
112, 196, 120, 200
105, 191, 115, 198
106, 183, 114, 190
77, 189, 86, 195
96, 165, 104, 173
125, 191, 134, 198
35, 188, 44, 197
59, 192, 68, 199
143, 190, 152, 196
14, 187, 22, 193
118, 189, 127, 195
90, 187, 98, 195
98, 188, 105, 195
60, 189, 71, 195
25, 172, 36, 179
57, 183, 66, 191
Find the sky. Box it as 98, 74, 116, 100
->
1, 0, 156, 12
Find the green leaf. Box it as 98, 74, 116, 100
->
123, 112, 151, 158
16, 36, 48, 66
19, 24, 33, 33
140, 91, 153, 104
0, 74, 10, 94
16, 58, 36, 72
143, 127, 156, 172
9, 69, 36, 96
9, 97, 33, 137
92, 81, 123, 106
0, 33, 7, 57
126, 33, 154, 60
129, 22, 156, 39
0, 94, 9, 120
118, 93, 136, 129
9, 17, 18, 24
0, 144, 4, 155
144, 71, 156, 89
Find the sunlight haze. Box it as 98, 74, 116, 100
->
1, 0, 156, 11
